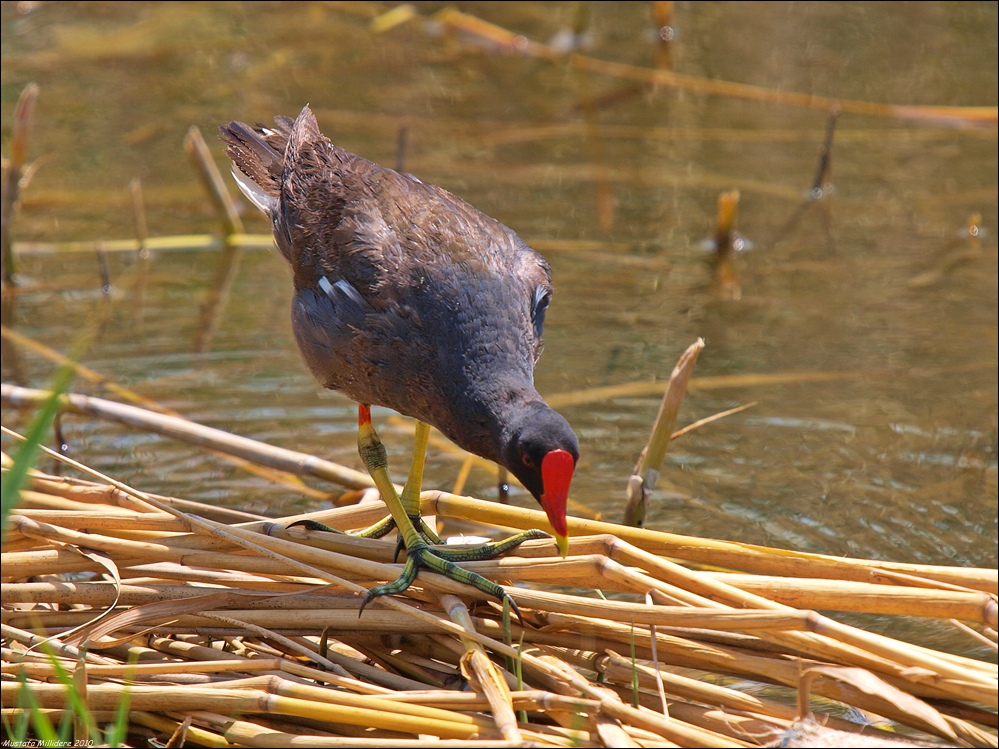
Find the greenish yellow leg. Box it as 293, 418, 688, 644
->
290, 418, 437, 543
401, 420, 442, 545
395, 420, 545, 560
356, 404, 423, 550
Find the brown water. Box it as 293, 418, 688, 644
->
2, 2, 996, 650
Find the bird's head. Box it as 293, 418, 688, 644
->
503, 404, 579, 557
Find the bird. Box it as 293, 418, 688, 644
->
219, 106, 578, 616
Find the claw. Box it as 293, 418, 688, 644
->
358, 590, 376, 618
286, 519, 342, 534
358, 590, 375, 618
504, 594, 525, 629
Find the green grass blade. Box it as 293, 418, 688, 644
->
17, 669, 58, 744
105, 656, 137, 746
1, 362, 75, 532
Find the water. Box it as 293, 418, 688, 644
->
2, 2, 996, 619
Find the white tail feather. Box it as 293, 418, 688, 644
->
231, 167, 277, 216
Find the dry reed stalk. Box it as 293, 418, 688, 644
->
624, 339, 704, 527
0, 682, 481, 739
547, 592, 995, 704
5, 489, 108, 513
2, 708, 120, 723
440, 593, 522, 742
263, 523, 399, 562
480, 586, 818, 632
129, 711, 230, 747
1, 608, 452, 635
635, 696, 786, 747
540, 616, 995, 744
4, 427, 996, 746
192, 713, 528, 747
707, 572, 998, 624
529, 654, 734, 748
3, 502, 996, 684
950, 619, 999, 653
603, 543, 996, 688
425, 491, 998, 593
141, 634, 418, 693
121, 565, 329, 590
14, 469, 268, 521
584, 645, 802, 723
192, 674, 491, 733
11, 232, 277, 255
592, 649, 916, 743
2, 383, 375, 490
0, 624, 117, 666
352, 639, 460, 688
12, 508, 188, 531
183, 126, 243, 239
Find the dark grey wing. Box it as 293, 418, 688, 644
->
291, 276, 370, 389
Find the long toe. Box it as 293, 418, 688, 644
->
286, 519, 342, 534
433, 527, 550, 562
358, 544, 524, 625
358, 554, 421, 617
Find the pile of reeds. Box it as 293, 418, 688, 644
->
2, 386, 996, 748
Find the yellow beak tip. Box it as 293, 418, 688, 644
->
555, 533, 569, 558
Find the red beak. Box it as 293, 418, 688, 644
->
541, 449, 575, 557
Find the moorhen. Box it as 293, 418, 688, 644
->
219, 106, 578, 615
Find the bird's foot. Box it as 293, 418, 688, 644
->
429, 528, 550, 563
359, 539, 537, 625
287, 514, 441, 545
357, 543, 524, 624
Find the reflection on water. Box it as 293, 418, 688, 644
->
2, 3, 996, 594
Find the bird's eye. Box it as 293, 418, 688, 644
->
521, 453, 536, 469
531, 285, 551, 340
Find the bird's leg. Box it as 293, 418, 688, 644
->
355, 405, 542, 620
355, 405, 423, 550
399, 420, 443, 546
380, 420, 442, 562
394, 422, 548, 560
286, 420, 438, 544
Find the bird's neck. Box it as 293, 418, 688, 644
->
439, 379, 545, 466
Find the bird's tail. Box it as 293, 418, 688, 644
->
220, 107, 327, 269
218, 115, 295, 216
